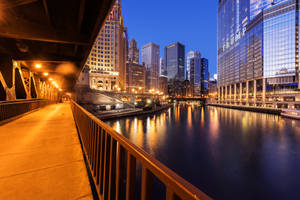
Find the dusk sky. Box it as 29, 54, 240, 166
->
122, 0, 218, 77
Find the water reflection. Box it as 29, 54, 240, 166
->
106, 105, 300, 200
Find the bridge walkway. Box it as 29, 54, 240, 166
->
0, 103, 93, 200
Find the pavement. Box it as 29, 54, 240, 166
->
0, 103, 93, 200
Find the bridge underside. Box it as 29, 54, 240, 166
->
0, 0, 115, 101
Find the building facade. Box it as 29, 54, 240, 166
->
86, 0, 127, 91
128, 39, 139, 64
164, 42, 185, 81
126, 63, 146, 93
159, 75, 168, 94
218, 0, 300, 108
186, 51, 202, 96
141, 42, 160, 91
160, 57, 166, 76
201, 58, 209, 96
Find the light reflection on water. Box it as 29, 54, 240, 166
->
106, 104, 300, 200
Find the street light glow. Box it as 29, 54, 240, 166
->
35, 64, 42, 69
43, 72, 49, 76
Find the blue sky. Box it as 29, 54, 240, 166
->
122, 0, 218, 77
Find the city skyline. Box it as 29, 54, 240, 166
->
122, 0, 218, 77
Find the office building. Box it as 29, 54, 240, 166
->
86, 0, 127, 91
218, 0, 300, 108
186, 51, 202, 96
128, 39, 139, 64
126, 63, 146, 93
164, 42, 185, 81
141, 43, 160, 91
160, 57, 166, 76
159, 75, 168, 94
201, 58, 209, 95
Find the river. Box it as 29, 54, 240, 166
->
105, 104, 300, 200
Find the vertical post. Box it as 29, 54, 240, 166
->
246, 81, 249, 105
240, 82, 242, 104
115, 143, 125, 200
126, 153, 136, 200
253, 80, 257, 105
262, 78, 266, 106
218, 87, 221, 103
234, 84, 237, 103
141, 167, 152, 200
225, 85, 228, 103
229, 85, 232, 103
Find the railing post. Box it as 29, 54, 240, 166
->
141, 166, 152, 200
115, 143, 125, 200
126, 152, 136, 200
108, 138, 117, 200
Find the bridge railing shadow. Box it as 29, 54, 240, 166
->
71, 100, 212, 200
0, 99, 54, 124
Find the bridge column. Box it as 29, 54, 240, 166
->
253, 80, 257, 105
225, 85, 228, 103
240, 82, 242, 104
234, 84, 237, 103
246, 81, 249, 105
0, 54, 15, 100
229, 85, 232, 104
218, 87, 221, 103
262, 78, 266, 106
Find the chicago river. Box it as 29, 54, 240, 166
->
106, 105, 300, 200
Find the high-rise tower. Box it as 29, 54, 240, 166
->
128, 39, 139, 64
218, 0, 300, 108
164, 42, 185, 81
142, 43, 160, 91
85, 0, 127, 91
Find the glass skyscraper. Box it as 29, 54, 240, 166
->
164, 42, 185, 81
218, 0, 300, 108
186, 51, 202, 96
141, 43, 160, 91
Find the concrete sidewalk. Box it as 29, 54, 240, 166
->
0, 103, 93, 200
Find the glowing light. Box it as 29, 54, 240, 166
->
43, 72, 49, 76
49, 78, 53, 81
35, 64, 42, 69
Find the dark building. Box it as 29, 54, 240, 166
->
128, 39, 139, 64
201, 58, 209, 95
159, 75, 168, 94
186, 51, 201, 96
164, 42, 185, 81
126, 63, 146, 93
168, 80, 193, 97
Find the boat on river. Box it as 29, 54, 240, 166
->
281, 109, 300, 120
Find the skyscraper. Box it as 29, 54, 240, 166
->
186, 51, 202, 96
218, 0, 300, 108
128, 39, 139, 64
160, 57, 166, 76
141, 43, 160, 91
85, 0, 127, 91
164, 42, 185, 81
201, 58, 209, 95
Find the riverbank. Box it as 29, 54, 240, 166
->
97, 104, 172, 120
207, 103, 282, 115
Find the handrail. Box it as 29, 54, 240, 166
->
0, 99, 53, 123
71, 100, 212, 200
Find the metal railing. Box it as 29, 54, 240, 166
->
0, 99, 53, 122
71, 100, 211, 200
